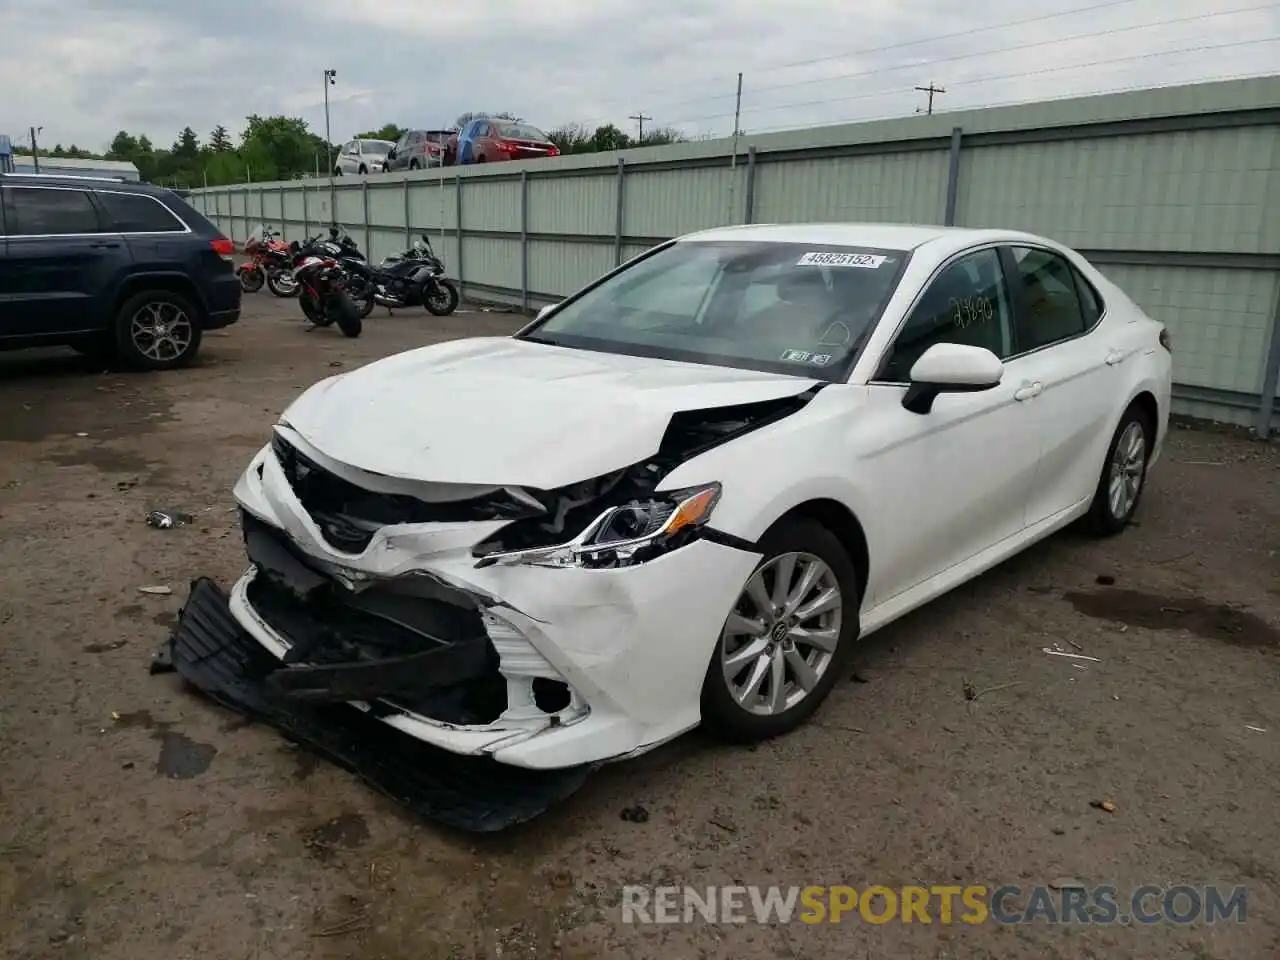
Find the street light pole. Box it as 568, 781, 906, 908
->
323, 68, 337, 225
30, 126, 43, 173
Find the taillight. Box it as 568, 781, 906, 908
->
547, 145, 560, 157
210, 237, 235, 257
496, 141, 517, 154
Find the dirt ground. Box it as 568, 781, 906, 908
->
1, 293, 1278, 960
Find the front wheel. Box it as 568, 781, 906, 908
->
700, 518, 860, 743
112, 290, 204, 370
1084, 404, 1152, 536
423, 279, 460, 316
266, 270, 299, 298
238, 264, 264, 293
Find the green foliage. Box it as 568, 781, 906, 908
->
209, 125, 234, 152
546, 122, 689, 154
355, 123, 406, 142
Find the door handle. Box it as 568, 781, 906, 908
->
1014, 381, 1043, 402
89, 241, 121, 249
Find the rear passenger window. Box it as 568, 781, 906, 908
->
97, 192, 185, 233
5, 187, 102, 236
1010, 247, 1089, 352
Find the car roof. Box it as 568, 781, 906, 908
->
679, 222, 1057, 255
0, 172, 171, 195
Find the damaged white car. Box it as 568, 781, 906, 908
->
224, 223, 1172, 772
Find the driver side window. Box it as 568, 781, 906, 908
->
878, 248, 1013, 382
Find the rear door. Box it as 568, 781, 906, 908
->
1001, 245, 1122, 525
0, 184, 128, 338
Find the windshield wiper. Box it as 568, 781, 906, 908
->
520, 334, 567, 347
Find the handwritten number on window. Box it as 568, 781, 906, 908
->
950, 295, 993, 329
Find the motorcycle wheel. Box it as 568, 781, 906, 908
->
238, 264, 265, 293
299, 290, 334, 327
424, 279, 460, 316
266, 270, 299, 298
344, 274, 377, 319
333, 292, 364, 338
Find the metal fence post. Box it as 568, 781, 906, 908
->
362, 179, 371, 256
455, 172, 464, 298
279, 184, 286, 233
403, 176, 410, 248
1255, 281, 1280, 439
520, 170, 530, 312
944, 126, 963, 226
744, 146, 757, 224
302, 184, 309, 238
614, 158, 625, 266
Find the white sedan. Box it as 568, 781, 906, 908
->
230, 223, 1172, 770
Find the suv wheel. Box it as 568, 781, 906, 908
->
113, 290, 203, 370
409, 159, 420, 170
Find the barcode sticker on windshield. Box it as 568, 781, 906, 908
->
797, 252, 886, 268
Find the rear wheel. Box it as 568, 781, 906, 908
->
701, 518, 860, 743
112, 290, 203, 370
1084, 404, 1152, 536
333, 292, 363, 338
409, 159, 420, 170
358, 164, 367, 175
299, 290, 333, 327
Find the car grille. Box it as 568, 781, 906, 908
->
270, 432, 541, 553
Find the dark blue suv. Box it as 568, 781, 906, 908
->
0, 173, 241, 369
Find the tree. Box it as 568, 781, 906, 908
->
107, 131, 138, 160
355, 123, 406, 142
173, 127, 200, 161
209, 125, 233, 152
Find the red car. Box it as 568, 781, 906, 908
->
456, 119, 560, 164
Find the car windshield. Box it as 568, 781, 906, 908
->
497, 123, 548, 141
364, 140, 394, 155
520, 240, 909, 379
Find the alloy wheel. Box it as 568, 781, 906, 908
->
1108, 420, 1146, 519
130, 301, 194, 363
720, 552, 842, 716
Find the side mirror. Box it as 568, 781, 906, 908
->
901, 343, 1003, 415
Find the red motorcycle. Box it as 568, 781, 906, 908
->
288, 235, 363, 338
238, 224, 298, 297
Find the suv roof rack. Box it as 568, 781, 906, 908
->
2, 172, 130, 183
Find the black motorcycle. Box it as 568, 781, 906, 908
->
287, 234, 364, 338
319, 225, 378, 320
370, 234, 460, 316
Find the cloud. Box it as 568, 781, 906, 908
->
1, 0, 1274, 152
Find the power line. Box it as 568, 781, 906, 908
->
592, 1, 1276, 130
655, 34, 1280, 129
587, 0, 1149, 108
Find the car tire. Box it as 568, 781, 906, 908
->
334, 168, 343, 176
409, 159, 420, 170
1084, 403, 1153, 536
112, 289, 204, 370
700, 517, 861, 743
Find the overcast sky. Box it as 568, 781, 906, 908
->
3, 0, 1277, 152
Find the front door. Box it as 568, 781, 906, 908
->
0, 185, 127, 338
854, 247, 1043, 605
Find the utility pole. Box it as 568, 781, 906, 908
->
30, 125, 42, 173
323, 68, 337, 223
628, 112, 652, 143
728, 72, 744, 224
914, 83, 946, 116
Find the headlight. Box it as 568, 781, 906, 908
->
474, 482, 721, 569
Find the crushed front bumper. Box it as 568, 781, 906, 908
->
165, 577, 591, 832
224, 441, 762, 771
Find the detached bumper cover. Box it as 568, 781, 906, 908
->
165, 576, 592, 832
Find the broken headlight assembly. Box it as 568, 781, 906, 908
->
474, 483, 722, 569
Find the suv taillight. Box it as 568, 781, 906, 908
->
210, 237, 235, 257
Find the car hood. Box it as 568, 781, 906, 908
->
280, 336, 820, 488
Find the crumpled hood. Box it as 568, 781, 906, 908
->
280, 336, 819, 488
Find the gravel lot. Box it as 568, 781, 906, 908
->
1, 293, 1278, 960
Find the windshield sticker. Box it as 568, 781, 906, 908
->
780, 349, 833, 366
797, 252, 887, 269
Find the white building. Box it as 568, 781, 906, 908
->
5, 152, 140, 181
